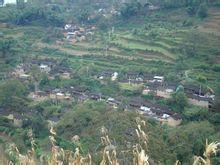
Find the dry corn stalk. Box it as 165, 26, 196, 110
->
133, 117, 149, 165
175, 160, 181, 165
48, 122, 92, 165
133, 147, 149, 165
100, 126, 118, 165
5, 129, 36, 165
193, 139, 220, 165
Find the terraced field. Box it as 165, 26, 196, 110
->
198, 8, 220, 35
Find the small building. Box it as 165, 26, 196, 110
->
89, 93, 103, 101
187, 94, 213, 109
156, 84, 177, 99
107, 97, 120, 108
97, 71, 118, 81
19, 74, 30, 80
111, 72, 118, 81
40, 64, 51, 73
2, 0, 16, 6
142, 73, 154, 82
153, 76, 164, 83
148, 5, 160, 11
184, 84, 207, 96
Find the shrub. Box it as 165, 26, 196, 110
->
197, 4, 208, 19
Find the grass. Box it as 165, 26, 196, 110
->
119, 82, 143, 91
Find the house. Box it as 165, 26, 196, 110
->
153, 76, 164, 83
36, 91, 47, 97
156, 84, 177, 99
70, 86, 88, 95
39, 64, 51, 73
2, 0, 16, 6
148, 5, 160, 11
30, 59, 56, 72
125, 72, 144, 84
49, 66, 72, 79
183, 84, 209, 96
146, 81, 162, 92
89, 93, 104, 101
1, 0, 28, 6
97, 71, 115, 80
112, 72, 118, 81
107, 97, 120, 108
187, 94, 213, 108
77, 94, 88, 102
141, 73, 154, 82
159, 116, 182, 127
77, 35, 86, 42
56, 92, 65, 99
129, 99, 143, 109
183, 84, 215, 108
140, 105, 151, 112
126, 72, 141, 79
64, 24, 72, 30
64, 24, 80, 32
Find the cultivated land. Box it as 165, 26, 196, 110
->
0, 2, 220, 164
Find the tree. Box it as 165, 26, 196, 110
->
197, 3, 208, 19
170, 91, 188, 112
212, 88, 220, 113
77, 9, 90, 23
120, 1, 141, 19
0, 38, 16, 59
0, 80, 28, 110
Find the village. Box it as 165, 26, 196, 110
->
1, 55, 215, 127
63, 24, 96, 44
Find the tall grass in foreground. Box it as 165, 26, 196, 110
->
1, 118, 220, 165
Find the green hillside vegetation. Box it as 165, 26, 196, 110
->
0, 0, 220, 164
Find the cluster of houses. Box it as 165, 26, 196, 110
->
128, 97, 182, 126
96, 71, 215, 109
64, 24, 96, 43
11, 59, 73, 81
6, 61, 215, 127
27, 83, 182, 126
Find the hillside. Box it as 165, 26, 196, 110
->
0, 0, 220, 164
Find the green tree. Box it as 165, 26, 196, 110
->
0, 38, 16, 59
0, 80, 28, 110
212, 88, 220, 113
120, 1, 141, 19
77, 9, 90, 23
170, 91, 188, 112
197, 3, 208, 18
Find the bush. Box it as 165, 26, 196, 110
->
197, 4, 208, 19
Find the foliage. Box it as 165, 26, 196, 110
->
197, 3, 208, 19
0, 38, 17, 63
170, 91, 188, 112
0, 80, 28, 111
120, 1, 141, 19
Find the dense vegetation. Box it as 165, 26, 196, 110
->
0, 0, 220, 164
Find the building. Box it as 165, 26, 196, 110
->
156, 84, 177, 99
187, 94, 213, 109
2, 0, 28, 6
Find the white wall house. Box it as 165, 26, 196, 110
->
3, 0, 17, 6
2, 0, 27, 6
